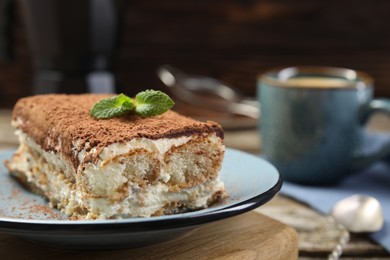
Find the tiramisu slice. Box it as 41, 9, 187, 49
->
5, 94, 225, 219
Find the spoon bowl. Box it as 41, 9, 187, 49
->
331, 194, 384, 233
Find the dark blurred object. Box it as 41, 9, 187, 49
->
0, 0, 30, 109
19, 0, 121, 94
0, 0, 14, 61
117, 1, 390, 97
2, 1, 390, 108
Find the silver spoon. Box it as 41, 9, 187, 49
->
331, 194, 384, 233
328, 194, 384, 260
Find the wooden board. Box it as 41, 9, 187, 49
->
0, 211, 298, 260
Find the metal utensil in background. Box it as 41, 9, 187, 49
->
327, 216, 350, 260
157, 65, 260, 119
331, 194, 384, 233
328, 194, 384, 260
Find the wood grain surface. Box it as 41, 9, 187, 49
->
257, 195, 390, 258
0, 211, 298, 260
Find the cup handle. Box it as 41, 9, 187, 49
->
361, 98, 390, 123
352, 98, 390, 170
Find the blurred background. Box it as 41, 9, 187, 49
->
1, 0, 390, 108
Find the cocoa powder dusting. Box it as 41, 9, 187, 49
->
12, 94, 224, 169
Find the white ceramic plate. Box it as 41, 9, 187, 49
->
0, 148, 281, 249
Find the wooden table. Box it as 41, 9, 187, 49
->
0, 109, 389, 259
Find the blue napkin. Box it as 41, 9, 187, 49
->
281, 158, 390, 251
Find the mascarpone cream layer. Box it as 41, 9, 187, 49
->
9, 128, 225, 219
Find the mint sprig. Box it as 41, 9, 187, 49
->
135, 90, 175, 117
90, 90, 174, 119
90, 93, 135, 119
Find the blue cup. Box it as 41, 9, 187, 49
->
258, 66, 390, 185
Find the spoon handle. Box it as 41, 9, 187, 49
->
327, 216, 350, 260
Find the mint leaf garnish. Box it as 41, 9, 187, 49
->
135, 90, 175, 117
90, 93, 135, 119
90, 90, 175, 119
